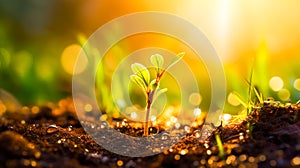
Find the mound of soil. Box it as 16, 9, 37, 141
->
0, 98, 300, 168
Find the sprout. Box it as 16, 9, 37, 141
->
130, 52, 185, 136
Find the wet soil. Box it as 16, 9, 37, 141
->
0, 98, 300, 168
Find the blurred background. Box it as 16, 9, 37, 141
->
0, 0, 300, 114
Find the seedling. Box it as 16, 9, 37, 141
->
130, 52, 185, 136
215, 133, 225, 160
231, 67, 264, 139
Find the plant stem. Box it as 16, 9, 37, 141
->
144, 99, 151, 137
143, 88, 157, 137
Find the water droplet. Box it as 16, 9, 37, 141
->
46, 125, 59, 134
161, 133, 170, 141
100, 121, 108, 129
67, 125, 72, 131
149, 126, 159, 135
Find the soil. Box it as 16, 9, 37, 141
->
0, 97, 300, 168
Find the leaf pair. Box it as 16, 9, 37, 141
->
150, 52, 185, 76
130, 63, 150, 91
130, 52, 185, 92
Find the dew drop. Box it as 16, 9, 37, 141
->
149, 126, 159, 135
161, 133, 170, 141
67, 125, 72, 131
46, 125, 59, 134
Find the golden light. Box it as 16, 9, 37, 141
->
84, 104, 93, 112
227, 92, 241, 106
116, 160, 123, 167
294, 79, 300, 91
61, 44, 88, 75
269, 76, 284, 91
0, 101, 7, 115
180, 149, 188, 155
174, 154, 180, 160
189, 93, 202, 106
216, 0, 231, 62
277, 89, 290, 101
291, 157, 300, 166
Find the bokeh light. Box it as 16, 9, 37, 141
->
227, 92, 241, 106
269, 76, 284, 91
277, 89, 290, 101
189, 93, 202, 106
294, 79, 300, 91
61, 44, 88, 75
193, 108, 201, 116
0, 1, 300, 111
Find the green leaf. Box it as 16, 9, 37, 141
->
131, 63, 150, 86
153, 88, 168, 100
166, 52, 185, 70
130, 74, 146, 90
150, 54, 164, 73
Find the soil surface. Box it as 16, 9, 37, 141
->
0, 98, 300, 168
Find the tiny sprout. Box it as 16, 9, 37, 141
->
130, 52, 185, 136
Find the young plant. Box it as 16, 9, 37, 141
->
130, 52, 185, 136
215, 133, 225, 160
231, 67, 264, 139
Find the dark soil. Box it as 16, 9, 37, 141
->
0, 98, 300, 168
